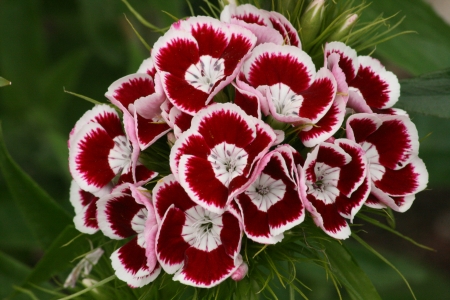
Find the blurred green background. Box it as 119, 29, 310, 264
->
0, 0, 449, 299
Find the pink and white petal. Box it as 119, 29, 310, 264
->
364, 192, 388, 209
152, 174, 197, 223
346, 113, 382, 143
137, 57, 157, 77
298, 67, 336, 123
179, 155, 229, 213
366, 115, 419, 169
335, 139, 367, 197
97, 189, 144, 239
325, 42, 358, 82
300, 95, 346, 147
173, 247, 243, 288
326, 52, 349, 103
370, 185, 416, 212
70, 181, 100, 234
118, 164, 157, 187
160, 99, 174, 127
347, 89, 374, 113
316, 142, 352, 168
243, 43, 315, 95
69, 123, 118, 194
123, 111, 141, 182
69, 105, 123, 149
373, 156, 428, 196
236, 74, 270, 115
190, 103, 256, 149
169, 106, 193, 138
156, 205, 191, 274
307, 196, 351, 239
233, 82, 261, 119
105, 74, 156, 113
373, 107, 409, 116
134, 110, 171, 150
349, 56, 400, 109
268, 11, 301, 47
111, 237, 161, 288
231, 19, 284, 45
273, 130, 285, 146
336, 176, 370, 221
221, 4, 270, 26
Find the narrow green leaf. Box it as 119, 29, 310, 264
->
352, 234, 416, 300
0, 251, 31, 298
59, 275, 116, 300
396, 68, 450, 119
21, 226, 101, 287
325, 239, 381, 300
64, 88, 103, 105
0, 77, 11, 87
0, 123, 72, 248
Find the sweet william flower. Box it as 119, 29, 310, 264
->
97, 183, 161, 287
299, 139, 370, 239
235, 145, 305, 244
153, 174, 243, 288
152, 16, 257, 115
170, 103, 276, 213
346, 113, 428, 211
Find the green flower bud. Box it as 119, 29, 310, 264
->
327, 13, 358, 42
300, 0, 325, 50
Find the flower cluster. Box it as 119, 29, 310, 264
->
67, 3, 428, 289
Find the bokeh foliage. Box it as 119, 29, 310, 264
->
0, 0, 449, 299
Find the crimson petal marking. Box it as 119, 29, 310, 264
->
69, 105, 123, 149
370, 185, 416, 212
192, 103, 256, 149
118, 164, 157, 187
137, 57, 157, 77
326, 53, 349, 104
111, 237, 161, 288
335, 139, 367, 197
325, 41, 358, 82
179, 155, 229, 213
134, 110, 171, 150
156, 205, 191, 274
220, 211, 242, 258
97, 189, 144, 239
373, 156, 428, 196
69, 123, 117, 194
298, 67, 336, 123
316, 142, 351, 167
300, 95, 346, 147
152, 174, 197, 223
364, 192, 387, 209
348, 56, 400, 109
336, 176, 370, 221
105, 74, 156, 113
346, 113, 382, 143
307, 195, 351, 239
173, 248, 243, 288
69, 181, 100, 234
233, 82, 261, 119
365, 115, 419, 170
268, 11, 301, 47
169, 106, 193, 138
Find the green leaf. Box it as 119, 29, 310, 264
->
0, 123, 72, 248
21, 226, 101, 287
396, 68, 450, 119
360, 0, 450, 75
0, 250, 31, 298
0, 77, 11, 87
325, 239, 382, 300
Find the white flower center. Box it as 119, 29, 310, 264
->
131, 207, 148, 247
246, 173, 286, 212
269, 83, 303, 116
306, 162, 340, 204
361, 141, 385, 182
181, 206, 223, 252
108, 135, 132, 175
185, 55, 225, 94
208, 142, 248, 188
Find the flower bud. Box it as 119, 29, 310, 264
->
327, 14, 358, 42
231, 262, 249, 281
300, 0, 325, 49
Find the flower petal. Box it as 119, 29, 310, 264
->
69, 180, 100, 234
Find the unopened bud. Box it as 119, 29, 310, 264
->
231, 262, 249, 281
327, 14, 358, 42
300, 0, 325, 49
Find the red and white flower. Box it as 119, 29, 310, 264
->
346, 113, 428, 212
170, 103, 276, 213
325, 42, 401, 114
152, 16, 256, 115
220, 4, 300, 47
97, 184, 161, 287
153, 175, 243, 288
299, 139, 370, 239
235, 145, 305, 244
105, 69, 171, 150
239, 43, 341, 146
